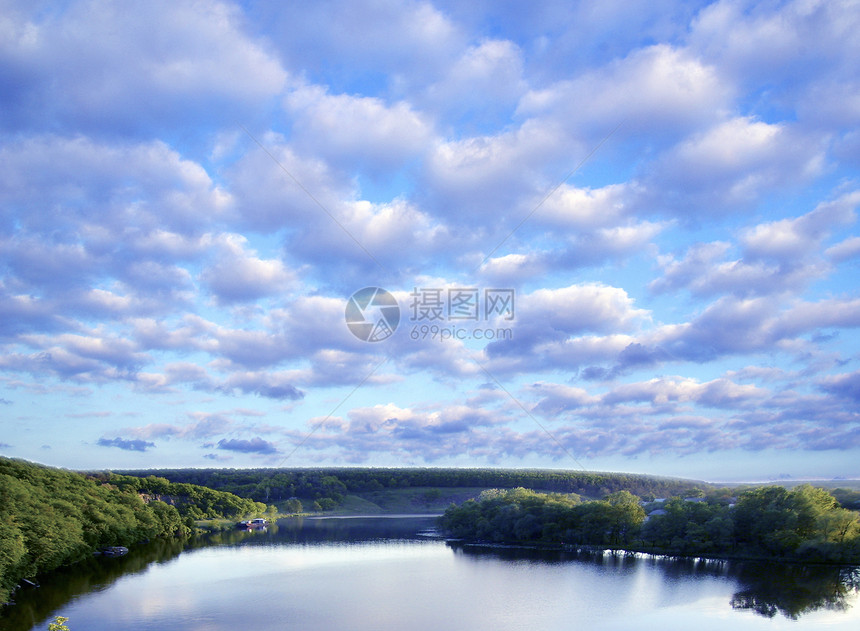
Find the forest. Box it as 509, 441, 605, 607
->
439, 485, 860, 563
0, 457, 266, 605
95, 473, 268, 520
112, 466, 707, 507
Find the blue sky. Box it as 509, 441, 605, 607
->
1, 0, 859, 482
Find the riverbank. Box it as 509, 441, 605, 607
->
4, 517, 858, 631
439, 486, 860, 567
445, 538, 860, 567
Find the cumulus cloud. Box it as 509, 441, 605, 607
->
819, 370, 860, 403
118, 413, 235, 441
424, 117, 570, 225
521, 284, 647, 333
652, 190, 860, 297
690, 0, 860, 91
742, 191, 858, 261
485, 283, 648, 367
0, 332, 147, 382
422, 38, 527, 125
534, 183, 633, 229
284, 85, 432, 171
517, 43, 732, 137
0, 0, 287, 135
200, 234, 294, 304
294, 402, 508, 462
2, 0, 860, 475
262, 0, 462, 90
601, 376, 768, 409
826, 236, 860, 263
645, 116, 825, 214
0, 135, 232, 346
220, 372, 305, 400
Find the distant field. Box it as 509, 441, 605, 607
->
330, 487, 491, 514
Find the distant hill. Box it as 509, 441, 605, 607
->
109, 467, 711, 512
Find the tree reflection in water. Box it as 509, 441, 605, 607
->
0, 528, 269, 631
730, 563, 860, 619
2, 520, 859, 629
451, 543, 860, 620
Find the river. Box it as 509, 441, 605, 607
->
2, 515, 859, 631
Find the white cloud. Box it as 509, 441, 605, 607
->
517, 43, 732, 136
536, 183, 632, 229
200, 233, 294, 304
520, 283, 648, 335
690, 0, 860, 89
0, 331, 147, 382
263, 0, 463, 93
0, 0, 287, 133
478, 252, 545, 285
480, 285, 648, 376
826, 236, 860, 263
742, 191, 858, 260
425, 117, 570, 221
2, 0, 860, 474
423, 38, 527, 123
295, 401, 506, 462
284, 85, 433, 171
651, 191, 859, 296
300, 198, 449, 273
0, 135, 231, 236
602, 376, 768, 409
647, 116, 825, 211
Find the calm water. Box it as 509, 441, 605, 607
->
2, 515, 859, 631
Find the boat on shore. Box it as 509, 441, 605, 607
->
236, 518, 268, 530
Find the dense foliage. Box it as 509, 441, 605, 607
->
440, 485, 860, 563
441, 488, 646, 546
0, 458, 265, 604
113, 467, 706, 506
831, 487, 860, 510
98, 473, 267, 520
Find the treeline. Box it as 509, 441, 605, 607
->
441, 488, 645, 547
645, 485, 860, 562
440, 485, 860, 563
112, 467, 706, 506
0, 458, 266, 604
831, 487, 860, 510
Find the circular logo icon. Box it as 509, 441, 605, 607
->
345, 287, 400, 342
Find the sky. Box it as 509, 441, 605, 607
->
1, 0, 859, 482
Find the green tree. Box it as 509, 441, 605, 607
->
0, 457, 277, 601
48, 616, 69, 631
605, 491, 645, 544
733, 486, 800, 554
817, 508, 860, 544
790, 484, 838, 540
